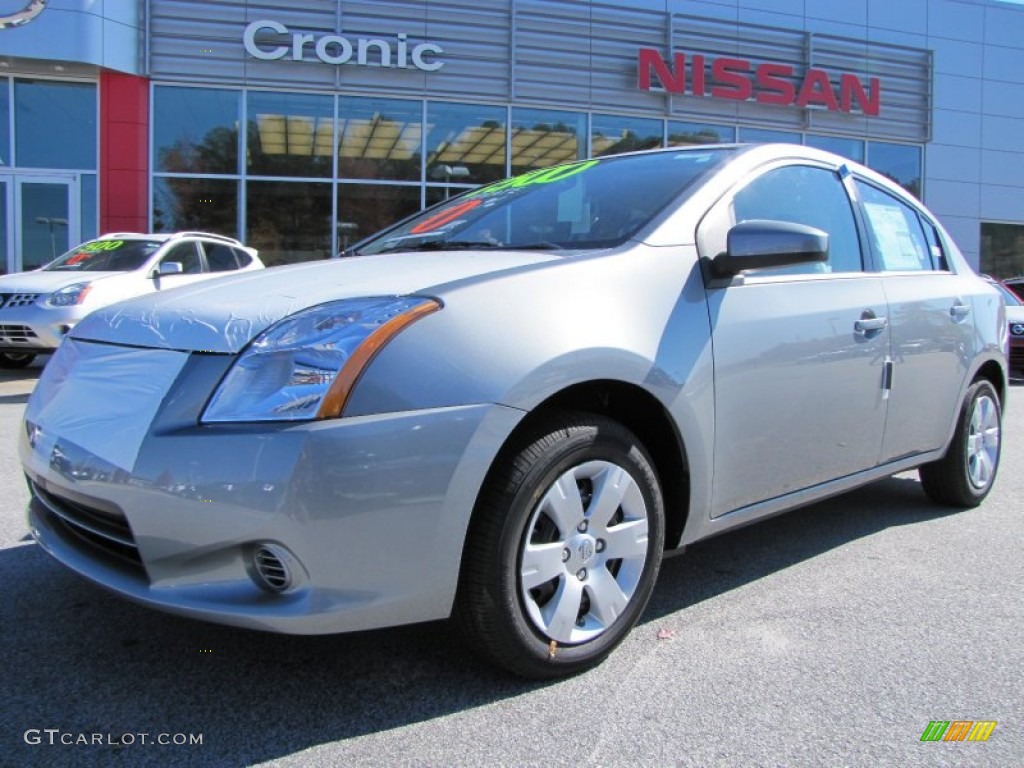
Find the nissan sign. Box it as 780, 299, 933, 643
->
638, 48, 880, 116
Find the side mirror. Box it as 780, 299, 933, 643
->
711, 220, 828, 278
153, 261, 184, 278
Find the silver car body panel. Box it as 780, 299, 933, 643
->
20, 144, 1008, 635
72, 250, 566, 353
704, 274, 891, 517
877, 273, 977, 462
23, 340, 525, 632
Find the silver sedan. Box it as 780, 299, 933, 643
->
20, 144, 1006, 678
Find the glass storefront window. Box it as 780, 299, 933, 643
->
510, 108, 586, 175
739, 127, 801, 144
805, 135, 865, 163
246, 180, 332, 266
426, 102, 507, 185
668, 121, 734, 146
980, 222, 1024, 278
339, 96, 423, 181
867, 141, 922, 199
591, 114, 662, 156
154, 87, 240, 175
15, 80, 97, 170
152, 177, 238, 237
339, 183, 422, 251
247, 91, 333, 178
0, 79, 9, 168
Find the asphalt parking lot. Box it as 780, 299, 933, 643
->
0, 361, 1021, 768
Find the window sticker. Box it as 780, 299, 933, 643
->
409, 198, 483, 234
468, 160, 598, 198
77, 240, 125, 253
863, 203, 925, 270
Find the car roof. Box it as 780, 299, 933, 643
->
95, 231, 245, 247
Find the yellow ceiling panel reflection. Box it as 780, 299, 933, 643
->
256, 113, 582, 169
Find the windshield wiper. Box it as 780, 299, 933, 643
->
370, 240, 564, 255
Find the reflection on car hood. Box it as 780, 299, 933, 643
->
0, 270, 123, 293
71, 250, 562, 353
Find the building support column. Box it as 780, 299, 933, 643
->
100, 71, 150, 234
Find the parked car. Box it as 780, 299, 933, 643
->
984, 276, 1024, 375
0, 231, 262, 368
20, 145, 1006, 679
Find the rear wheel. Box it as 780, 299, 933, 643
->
455, 411, 664, 679
0, 352, 35, 369
919, 379, 1001, 508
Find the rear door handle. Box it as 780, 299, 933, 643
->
950, 302, 971, 320
855, 317, 888, 332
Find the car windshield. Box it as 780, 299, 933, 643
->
43, 239, 163, 272
354, 148, 734, 255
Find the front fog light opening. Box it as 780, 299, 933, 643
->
250, 543, 294, 593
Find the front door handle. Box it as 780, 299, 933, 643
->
950, 302, 971, 320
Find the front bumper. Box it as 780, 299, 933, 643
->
22, 340, 523, 634
0, 301, 82, 352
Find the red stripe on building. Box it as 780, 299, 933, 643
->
100, 71, 150, 234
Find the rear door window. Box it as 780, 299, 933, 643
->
855, 181, 934, 272
204, 243, 239, 272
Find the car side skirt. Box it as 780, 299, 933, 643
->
677, 448, 947, 549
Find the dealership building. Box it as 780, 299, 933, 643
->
1, 0, 1024, 274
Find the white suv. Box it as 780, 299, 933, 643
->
0, 232, 263, 368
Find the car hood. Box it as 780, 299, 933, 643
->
71, 250, 564, 353
0, 270, 123, 293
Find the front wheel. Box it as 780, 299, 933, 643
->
0, 352, 36, 369
919, 379, 1001, 508
455, 411, 665, 679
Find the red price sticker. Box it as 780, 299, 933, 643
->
410, 198, 483, 235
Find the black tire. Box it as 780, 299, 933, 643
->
455, 410, 665, 679
0, 352, 35, 369
919, 379, 1001, 508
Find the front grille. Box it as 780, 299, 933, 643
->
31, 480, 144, 570
0, 293, 40, 309
0, 324, 38, 344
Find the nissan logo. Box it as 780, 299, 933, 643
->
1011, 323, 1024, 336
0, 0, 47, 31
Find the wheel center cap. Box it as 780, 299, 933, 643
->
568, 534, 596, 567
578, 538, 594, 562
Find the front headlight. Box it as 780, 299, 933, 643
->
202, 297, 440, 423
46, 282, 92, 307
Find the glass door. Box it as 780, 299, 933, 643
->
14, 175, 80, 271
